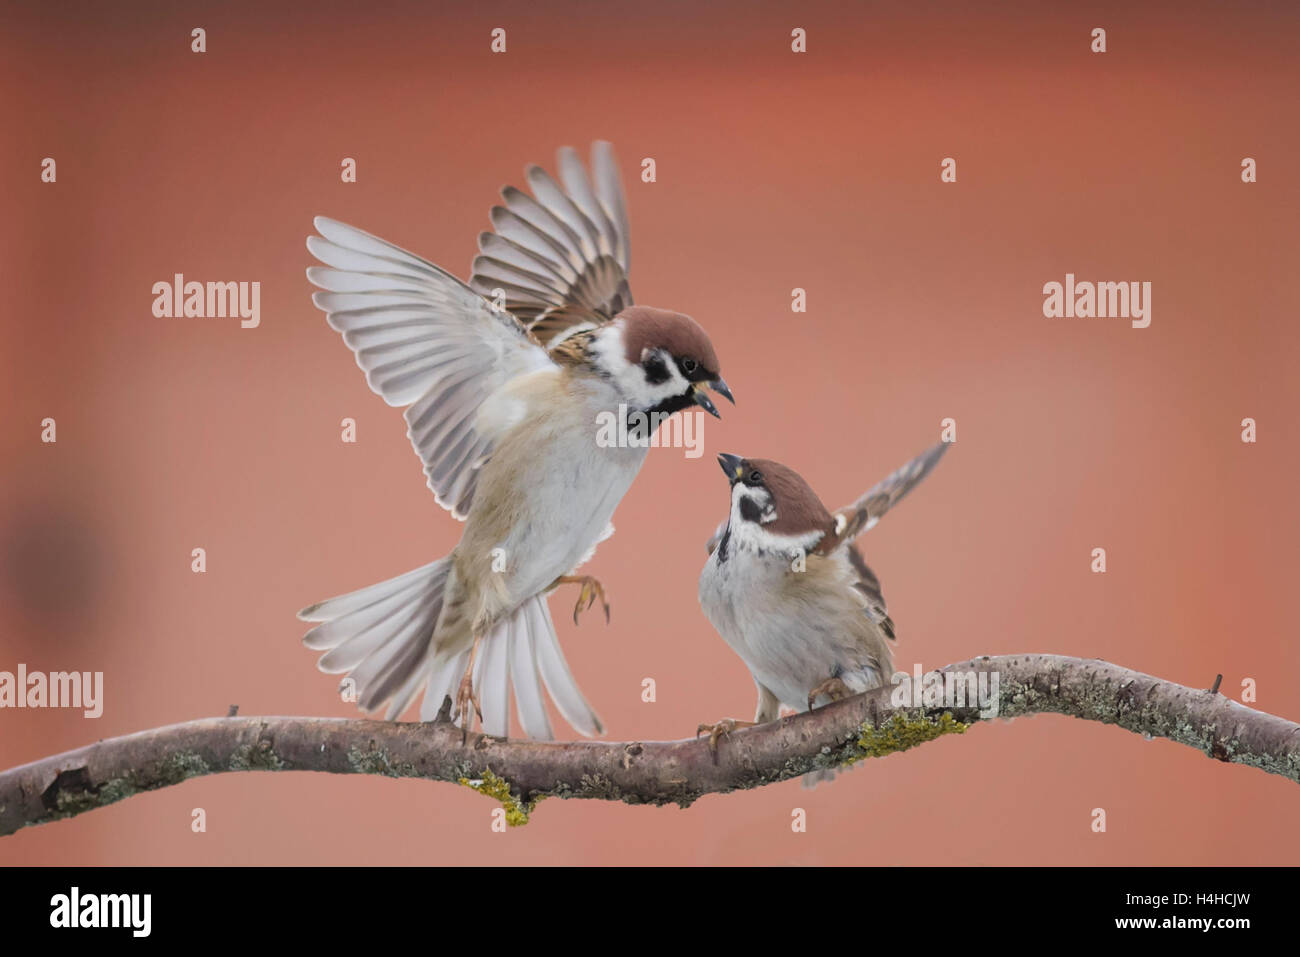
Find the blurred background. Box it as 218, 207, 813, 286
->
2, 0, 1297, 864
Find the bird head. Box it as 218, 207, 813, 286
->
591, 305, 734, 418
715, 454, 834, 555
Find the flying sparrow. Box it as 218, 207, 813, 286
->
298, 142, 733, 739
696, 442, 949, 749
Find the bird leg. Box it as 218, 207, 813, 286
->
807, 676, 852, 712
456, 632, 485, 741
695, 718, 756, 757
550, 575, 611, 625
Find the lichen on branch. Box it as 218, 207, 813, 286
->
1, 655, 1296, 836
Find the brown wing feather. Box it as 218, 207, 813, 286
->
846, 543, 895, 640
829, 441, 950, 547
824, 441, 951, 638
471, 142, 633, 347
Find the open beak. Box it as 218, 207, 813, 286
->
692, 384, 720, 418
692, 378, 734, 418
717, 452, 744, 483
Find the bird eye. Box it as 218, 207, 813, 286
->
749, 470, 763, 483
681, 358, 697, 374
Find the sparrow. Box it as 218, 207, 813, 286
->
696, 442, 949, 750
298, 142, 733, 740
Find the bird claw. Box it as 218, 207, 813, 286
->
807, 676, 852, 712
567, 576, 611, 625
455, 670, 483, 743
695, 718, 756, 759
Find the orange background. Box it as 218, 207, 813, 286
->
2, 0, 1297, 865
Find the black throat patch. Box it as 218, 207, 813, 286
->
644, 392, 697, 419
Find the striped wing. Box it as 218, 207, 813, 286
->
307, 216, 555, 520
471, 141, 633, 347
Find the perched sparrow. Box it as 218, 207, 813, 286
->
696, 442, 949, 747
299, 142, 733, 739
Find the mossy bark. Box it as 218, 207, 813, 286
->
1, 654, 1296, 835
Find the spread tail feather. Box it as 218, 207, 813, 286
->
299, 566, 602, 739
525, 595, 604, 737
299, 559, 450, 715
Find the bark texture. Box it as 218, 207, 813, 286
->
2, 654, 1296, 835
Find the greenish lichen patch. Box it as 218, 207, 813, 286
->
54, 786, 101, 816
346, 745, 421, 778
849, 711, 969, 763
155, 750, 211, 785
94, 776, 141, 806
230, 738, 286, 772
458, 769, 541, 826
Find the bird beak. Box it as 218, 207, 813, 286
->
692, 384, 721, 418
717, 452, 744, 483
711, 377, 735, 405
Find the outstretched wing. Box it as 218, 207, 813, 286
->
825, 441, 951, 638
307, 216, 555, 520
830, 441, 950, 545
470, 141, 633, 347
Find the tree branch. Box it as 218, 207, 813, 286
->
2, 654, 1297, 835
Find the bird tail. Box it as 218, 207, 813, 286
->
299, 563, 603, 739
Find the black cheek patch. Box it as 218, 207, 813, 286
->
739, 497, 765, 524
642, 354, 670, 385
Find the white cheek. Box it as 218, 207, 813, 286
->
728, 487, 822, 555
625, 348, 688, 409
590, 333, 686, 409
729, 521, 821, 557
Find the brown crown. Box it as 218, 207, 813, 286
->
744, 458, 835, 541
617, 305, 720, 377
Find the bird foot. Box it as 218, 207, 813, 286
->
455, 664, 483, 742
695, 718, 756, 757
807, 676, 852, 712
553, 575, 611, 625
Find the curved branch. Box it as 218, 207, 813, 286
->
2, 654, 1296, 835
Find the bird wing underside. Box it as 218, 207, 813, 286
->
307, 217, 555, 521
